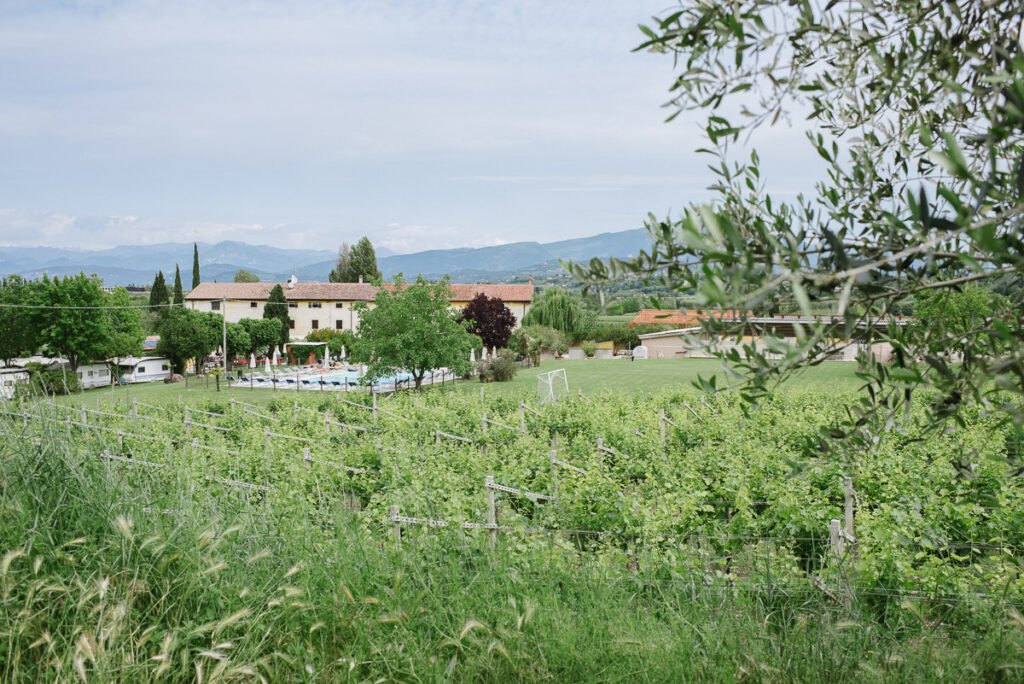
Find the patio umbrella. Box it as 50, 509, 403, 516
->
341, 345, 346, 360
470, 348, 476, 363
481, 347, 487, 361
249, 353, 256, 369
264, 357, 271, 373
272, 346, 281, 365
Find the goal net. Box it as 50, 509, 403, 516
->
536, 368, 569, 404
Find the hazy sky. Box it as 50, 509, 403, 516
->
0, 0, 818, 253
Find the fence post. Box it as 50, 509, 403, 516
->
65, 416, 71, 437
131, 399, 138, 421
435, 430, 441, 447
486, 475, 497, 548
304, 447, 312, 469
264, 428, 271, 449
830, 519, 845, 557
324, 410, 330, 434
482, 413, 488, 435
81, 403, 87, 428
191, 438, 198, 457
184, 408, 191, 438
117, 429, 124, 451
519, 402, 526, 434
390, 505, 402, 544
371, 391, 378, 422
844, 476, 855, 543
597, 437, 603, 453
549, 434, 559, 501
659, 409, 666, 447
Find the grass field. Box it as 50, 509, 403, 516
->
58, 358, 865, 407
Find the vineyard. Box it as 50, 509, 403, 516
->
2, 387, 1023, 680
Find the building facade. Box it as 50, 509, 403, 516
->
184, 281, 534, 340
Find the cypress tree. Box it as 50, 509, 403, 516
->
263, 284, 290, 345
173, 265, 184, 305
149, 271, 170, 308
192, 243, 201, 288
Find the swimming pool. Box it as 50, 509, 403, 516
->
230, 366, 434, 391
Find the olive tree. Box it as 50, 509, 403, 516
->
572, 1, 1024, 449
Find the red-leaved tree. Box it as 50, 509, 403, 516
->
461, 293, 516, 349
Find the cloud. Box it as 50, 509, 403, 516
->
0, 1, 824, 250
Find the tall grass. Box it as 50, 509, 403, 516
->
0, 417, 1021, 682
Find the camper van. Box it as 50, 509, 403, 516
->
113, 357, 172, 384
76, 363, 112, 390
0, 368, 28, 401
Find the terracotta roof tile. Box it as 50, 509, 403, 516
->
184, 281, 534, 303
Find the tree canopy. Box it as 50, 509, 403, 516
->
352, 276, 476, 389
149, 271, 169, 309
239, 318, 282, 357
522, 289, 589, 340
460, 293, 516, 349
0, 276, 37, 364
234, 269, 260, 283
330, 237, 381, 283
29, 274, 109, 371
157, 307, 219, 374
572, 1, 1024, 447
263, 284, 290, 346
103, 287, 144, 360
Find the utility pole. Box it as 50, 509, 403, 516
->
222, 297, 228, 378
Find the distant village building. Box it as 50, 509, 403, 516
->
184, 281, 534, 340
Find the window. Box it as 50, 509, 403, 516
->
335, 302, 344, 308
250, 302, 257, 308
99, 369, 108, 377
335, 320, 343, 330
162, 364, 169, 371
77, 372, 82, 380
289, 320, 295, 329
88, 370, 94, 377
211, 301, 220, 311
311, 319, 319, 330
288, 302, 298, 308
138, 366, 146, 374
309, 302, 321, 308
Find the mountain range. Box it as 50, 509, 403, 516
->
0, 228, 650, 286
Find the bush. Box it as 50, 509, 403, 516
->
478, 349, 519, 383
509, 325, 569, 366
15, 364, 80, 398
581, 341, 597, 358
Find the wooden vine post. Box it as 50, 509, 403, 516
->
830, 476, 857, 558
81, 403, 87, 428
390, 505, 402, 544
519, 402, 526, 434
486, 474, 497, 548
184, 408, 191, 438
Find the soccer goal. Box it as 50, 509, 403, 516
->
536, 368, 569, 404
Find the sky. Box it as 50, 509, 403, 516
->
0, 0, 819, 254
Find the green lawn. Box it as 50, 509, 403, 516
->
465, 358, 863, 398
56, 358, 864, 408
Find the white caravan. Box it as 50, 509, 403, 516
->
76, 363, 113, 390
113, 357, 172, 384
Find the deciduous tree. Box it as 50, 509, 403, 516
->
0, 276, 38, 364
30, 274, 109, 371
157, 307, 219, 374
352, 275, 475, 389
460, 293, 516, 349
234, 269, 260, 283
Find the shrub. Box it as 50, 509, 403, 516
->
478, 349, 518, 383
509, 325, 568, 366
15, 364, 81, 397
581, 341, 598, 358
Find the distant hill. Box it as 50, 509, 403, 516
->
0, 229, 650, 286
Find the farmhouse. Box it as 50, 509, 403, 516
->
184, 281, 534, 339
